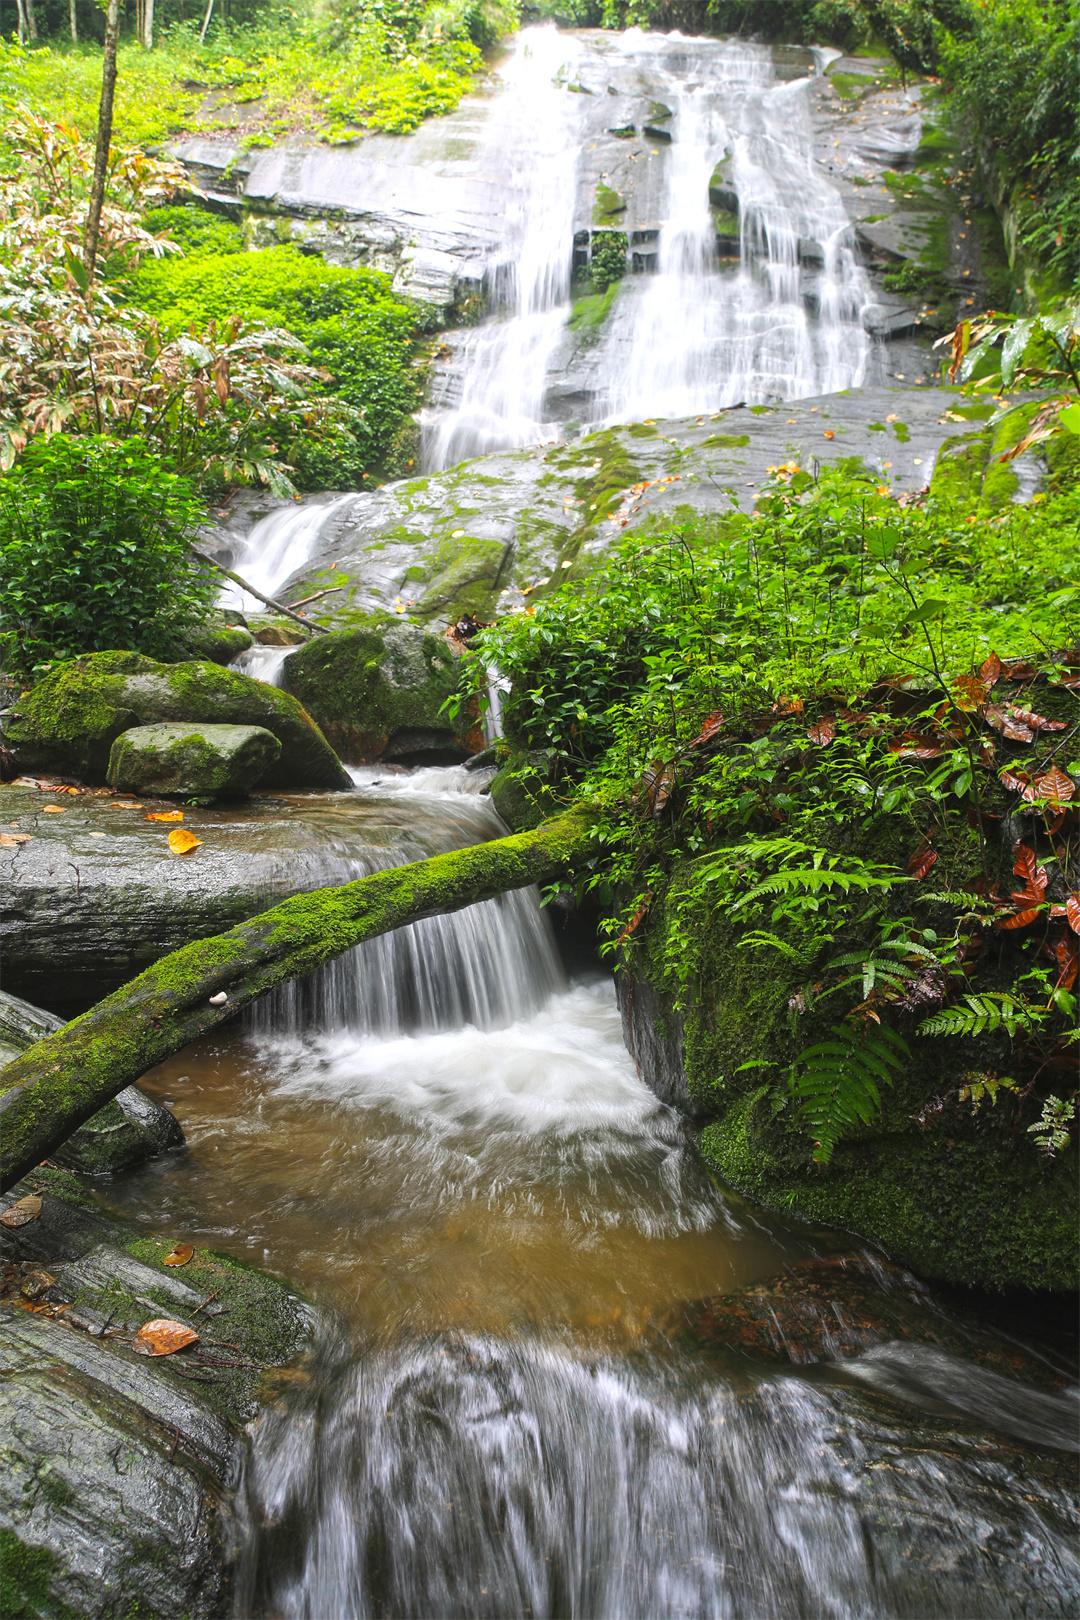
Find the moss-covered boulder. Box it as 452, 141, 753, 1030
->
107, 722, 282, 800
0, 990, 183, 1177
620, 869, 1079, 1294
5, 651, 350, 791
281, 618, 476, 763
0, 1168, 311, 1620
173, 620, 254, 664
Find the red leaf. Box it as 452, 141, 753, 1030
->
1012, 843, 1048, 896
1053, 936, 1079, 991
979, 652, 1002, 687
807, 717, 836, 746
997, 906, 1041, 930
952, 673, 988, 710
891, 733, 944, 759
617, 893, 652, 945
689, 711, 725, 749
998, 767, 1035, 798
984, 705, 1034, 742
1067, 895, 1080, 937
1006, 705, 1067, 734
1033, 766, 1075, 804
642, 760, 676, 817
906, 840, 939, 880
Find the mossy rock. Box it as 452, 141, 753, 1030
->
281, 619, 475, 764
489, 754, 559, 831
107, 722, 282, 800
173, 621, 253, 664
625, 858, 1079, 1293
0, 990, 183, 1177
6, 651, 350, 791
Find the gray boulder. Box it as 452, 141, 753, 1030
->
0, 989, 184, 1175
107, 722, 282, 800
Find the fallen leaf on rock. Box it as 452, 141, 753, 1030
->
146, 810, 184, 823
163, 1243, 194, 1268
0, 1194, 42, 1228
133, 1318, 199, 1356
807, 717, 836, 746
0, 832, 31, 846
41, 804, 65, 814
822, 429, 836, 440
168, 829, 202, 855
109, 800, 143, 810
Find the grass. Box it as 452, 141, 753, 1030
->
0, 21, 485, 149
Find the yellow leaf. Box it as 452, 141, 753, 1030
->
110, 800, 143, 810
0, 832, 31, 846
133, 1318, 199, 1357
168, 829, 202, 855
41, 804, 65, 814
0, 1194, 42, 1228
146, 810, 184, 823
162, 1242, 194, 1268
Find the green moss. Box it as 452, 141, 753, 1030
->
700, 432, 750, 449
0, 1529, 77, 1620
568, 280, 621, 338
593, 183, 626, 225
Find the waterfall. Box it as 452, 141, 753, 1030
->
232, 643, 295, 686
423, 31, 874, 464
250, 768, 565, 1037
421, 26, 583, 469
218, 493, 360, 615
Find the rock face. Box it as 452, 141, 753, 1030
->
107, 721, 283, 799
265, 387, 1012, 628
0, 1169, 312, 1620
5, 651, 350, 791
0, 778, 422, 1008
280, 619, 474, 763
0, 990, 184, 1176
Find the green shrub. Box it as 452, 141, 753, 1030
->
132, 238, 420, 487
0, 436, 215, 682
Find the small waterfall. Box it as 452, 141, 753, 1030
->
233, 643, 295, 686
421, 26, 583, 469
251, 768, 564, 1037
603, 41, 872, 420
220, 493, 359, 614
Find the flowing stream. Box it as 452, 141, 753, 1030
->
104, 768, 1080, 1619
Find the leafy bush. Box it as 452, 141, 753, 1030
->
0, 436, 215, 681
132, 232, 420, 484
457, 468, 1080, 1161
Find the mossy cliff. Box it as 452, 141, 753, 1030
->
620, 865, 1078, 1294
5, 650, 350, 791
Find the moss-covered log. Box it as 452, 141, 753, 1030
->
0, 810, 593, 1192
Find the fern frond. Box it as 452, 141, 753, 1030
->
734, 864, 906, 912
789, 1022, 909, 1164
917, 992, 1045, 1039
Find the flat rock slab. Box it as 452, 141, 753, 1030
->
0, 777, 476, 1009
0, 1170, 312, 1620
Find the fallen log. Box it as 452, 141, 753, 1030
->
0, 809, 594, 1192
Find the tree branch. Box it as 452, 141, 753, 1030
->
191, 547, 329, 635
0, 809, 593, 1191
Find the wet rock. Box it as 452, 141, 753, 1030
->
488, 754, 557, 832
0, 990, 184, 1175
6, 651, 350, 791
107, 722, 283, 800
281, 620, 474, 764
662, 1255, 1072, 1386
280, 389, 1020, 626
0, 778, 423, 1007
174, 620, 254, 665
0, 1169, 312, 1620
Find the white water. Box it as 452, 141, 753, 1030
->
422, 26, 584, 469
220, 493, 359, 614
423, 29, 875, 467
603, 38, 872, 420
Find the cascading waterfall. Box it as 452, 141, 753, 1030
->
219, 493, 360, 615
602, 39, 872, 419
421, 26, 584, 469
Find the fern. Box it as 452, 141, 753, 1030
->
917, 991, 1046, 1039
732, 859, 905, 916
789, 1021, 910, 1165
821, 939, 940, 1002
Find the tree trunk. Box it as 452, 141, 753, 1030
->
69, 0, 78, 44
142, 0, 153, 48
84, 0, 121, 286
24, 0, 38, 39
0, 810, 593, 1192
198, 0, 215, 44
190, 547, 329, 635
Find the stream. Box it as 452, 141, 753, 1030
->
107, 24, 1080, 1617
102, 769, 1080, 1619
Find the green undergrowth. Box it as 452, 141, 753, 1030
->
132, 216, 421, 487
450, 462, 1080, 1281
